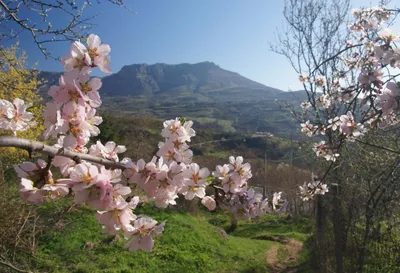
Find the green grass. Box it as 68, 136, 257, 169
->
205, 211, 312, 242
190, 117, 236, 133
231, 216, 311, 242
204, 211, 315, 272
204, 150, 231, 159
33, 204, 274, 273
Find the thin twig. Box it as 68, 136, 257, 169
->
13, 210, 31, 261
0, 255, 32, 273
355, 139, 400, 155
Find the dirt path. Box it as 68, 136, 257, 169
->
266, 238, 303, 273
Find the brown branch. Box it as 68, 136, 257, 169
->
355, 139, 400, 155
0, 254, 32, 273
311, 43, 363, 74
0, 136, 126, 169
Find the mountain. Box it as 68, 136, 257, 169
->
39, 62, 286, 100
102, 61, 271, 95
38, 62, 307, 137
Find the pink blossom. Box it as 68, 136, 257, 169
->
0, 99, 15, 130
339, 111, 366, 139
301, 121, 316, 137
61, 41, 91, 72
68, 162, 99, 192
87, 34, 112, 73
89, 141, 127, 162
317, 94, 332, 109
298, 75, 310, 83
80, 108, 103, 137
315, 75, 326, 87
182, 163, 209, 186
358, 68, 383, 86
299, 174, 329, 201
42, 184, 70, 201
161, 118, 187, 141
201, 196, 216, 211
300, 101, 312, 109
7, 98, 36, 135
328, 117, 340, 131
312, 141, 339, 161
42, 102, 68, 139
229, 156, 252, 181
96, 200, 138, 235
123, 217, 165, 252
18, 177, 69, 205
14, 159, 47, 179
378, 82, 399, 114
19, 178, 45, 205
378, 28, 400, 43
212, 164, 230, 182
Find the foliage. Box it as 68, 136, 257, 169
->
0, 44, 44, 162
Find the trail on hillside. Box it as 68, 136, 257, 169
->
265, 238, 303, 273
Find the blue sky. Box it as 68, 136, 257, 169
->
14, 0, 399, 91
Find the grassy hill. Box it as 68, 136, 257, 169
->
0, 114, 315, 273
23, 199, 312, 273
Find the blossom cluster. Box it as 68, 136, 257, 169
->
299, 174, 329, 201
345, 8, 400, 123
15, 159, 68, 204
121, 119, 209, 208
312, 141, 339, 162
219, 189, 287, 220
11, 34, 166, 252
0, 98, 36, 135
349, 7, 391, 35
43, 34, 109, 152
298, 7, 399, 163
209, 156, 287, 220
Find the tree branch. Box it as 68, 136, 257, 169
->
0, 136, 125, 169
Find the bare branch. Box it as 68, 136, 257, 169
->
0, 0, 134, 57
355, 139, 400, 155
0, 254, 32, 273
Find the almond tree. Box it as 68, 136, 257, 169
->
272, 1, 400, 271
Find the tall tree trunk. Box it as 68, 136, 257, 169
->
228, 214, 238, 232
332, 184, 345, 273
315, 195, 328, 273
358, 206, 373, 272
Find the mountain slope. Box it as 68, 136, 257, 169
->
37, 62, 307, 136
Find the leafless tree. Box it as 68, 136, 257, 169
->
271, 1, 352, 271
272, 1, 400, 272
0, 0, 134, 57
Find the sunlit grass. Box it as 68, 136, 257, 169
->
34, 203, 274, 273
